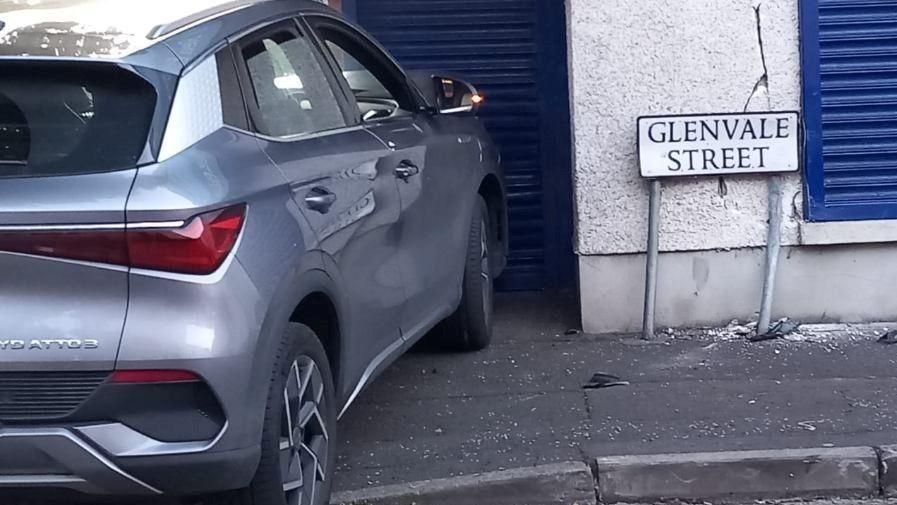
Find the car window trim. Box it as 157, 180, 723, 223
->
228, 18, 354, 139
302, 14, 427, 122
215, 48, 250, 131
225, 122, 370, 145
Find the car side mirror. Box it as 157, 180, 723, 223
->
409, 72, 483, 115
434, 76, 483, 115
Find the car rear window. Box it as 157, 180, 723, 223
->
0, 62, 156, 177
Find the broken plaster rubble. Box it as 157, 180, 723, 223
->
662, 319, 893, 344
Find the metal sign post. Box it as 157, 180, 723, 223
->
636, 111, 800, 339
642, 179, 662, 340
758, 176, 784, 333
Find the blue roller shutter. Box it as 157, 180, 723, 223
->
802, 0, 897, 221
349, 0, 575, 290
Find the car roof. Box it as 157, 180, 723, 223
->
0, 0, 332, 64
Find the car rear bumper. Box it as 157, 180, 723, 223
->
0, 424, 259, 497
0, 427, 161, 496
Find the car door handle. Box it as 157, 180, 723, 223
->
304, 187, 337, 214
395, 161, 420, 182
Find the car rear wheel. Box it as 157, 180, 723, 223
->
436, 196, 494, 351
214, 323, 336, 505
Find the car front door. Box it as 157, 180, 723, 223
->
229, 19, 406, 399
307, 15, 474, 341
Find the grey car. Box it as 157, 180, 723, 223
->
0, 1, 507, 503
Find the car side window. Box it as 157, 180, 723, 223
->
237, 25, 346, 138
312, 20, 418, 122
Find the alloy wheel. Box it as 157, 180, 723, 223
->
280, 356, 329, 505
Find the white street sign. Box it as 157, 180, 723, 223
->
637, 111, 800, 178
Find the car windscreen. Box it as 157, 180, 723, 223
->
0, 61, 157, 177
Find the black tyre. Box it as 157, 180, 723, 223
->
214, 323, 337, 505
438, 196, 494, 351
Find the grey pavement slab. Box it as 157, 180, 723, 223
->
332, 461, 595, 505
623, 501, 897, 505
585, 377, 897, 456
596, 447, 878, 502
335, 292, 897, 491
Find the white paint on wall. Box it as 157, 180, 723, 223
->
568, 0, 802, 255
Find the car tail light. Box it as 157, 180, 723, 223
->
128, 205, 245, 275
0, 204, 245, 275
109, 370, 201, 384
0, 228, 129, 266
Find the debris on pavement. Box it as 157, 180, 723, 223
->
663, 318, 759, 341
878, 329, 897, 345
797, 420, 819, 432
749, 332, 780, 343
749, 318, 801, 342
583, 372, 629, 389
726, 318, 754, 336
653, 319, 887, 351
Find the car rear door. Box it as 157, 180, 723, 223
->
306, 15, 475, 340
0, 60, 160, 371
229, 18, 406, 398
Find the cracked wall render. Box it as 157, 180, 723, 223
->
569, 0, 801, 255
